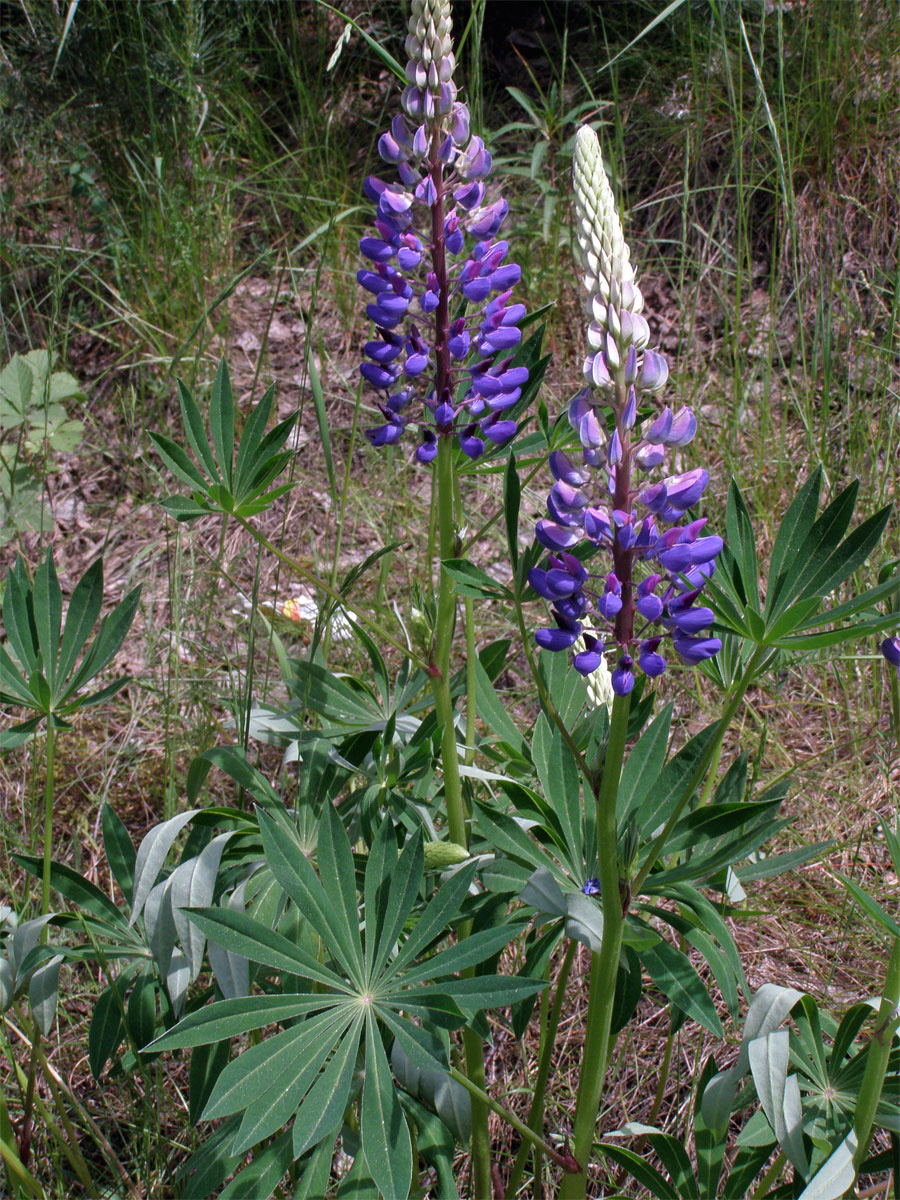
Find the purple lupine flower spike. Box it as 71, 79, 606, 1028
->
358, 0, 527, 458
530, 127, 721, 690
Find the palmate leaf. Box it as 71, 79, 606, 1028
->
154, 806, 542, 1196
708, 473, 895, 659
0, 552, 140, 733
152, 359, 298, 522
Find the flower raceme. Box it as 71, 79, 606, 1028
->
531, 127, 722, 695
359, 0, 527, 462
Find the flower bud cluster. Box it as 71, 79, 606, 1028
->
359, 0, 527, 461
531, 127, 721, 695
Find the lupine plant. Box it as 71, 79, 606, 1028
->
3, 2, 900, 1198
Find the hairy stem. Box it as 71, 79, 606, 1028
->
851, 937, 900, 1179
561, 691, 632, 1198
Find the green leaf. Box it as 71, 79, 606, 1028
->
189, 1037, 231, 1125
749, 1030, 809, 1175
725, 479, 760, 612
89, 981, 125, 1078
619, 705, 673, 823
203, 1008, 349, 1124
836, 873, 900, 938
412, 973, 546, 1013
186, 744, 282, 808
797, 1132, 857, 1200
233, 383, 274, 487
150, 994, 343, 1052
13, 854, 122, 924
369, 831, 424, 985
57, 582, 141, 704
317, 802, 366, 985
383, 861, 479, 982
148, 430, 211, 492
599, 1143, 680, 1199
31, 552, 61, 690
305, 349, 335, 503
256, 809, 362, 982
170, 834, 231, 977
505, 451, 521, 574
474, 657, 529, 760
292, 1013, 364, 1158
532, 714, 582, 866
182, 907, 350, 993
219, 1129, 294, 1200
441, 558, 511, 600
3, 558, 39, 676
27, 954, 61, 1035
129, 810, 198, 923
232, 1009, 353, 1155
766, 469, 823, 618
126, 966, 156, 1051
102, 803, 136, 905
56, 557, 103, 690
647, 1132, 701, 1200
702, 983, 804, 1134
209, 359, 235, 490
641, 941, 723, 1036
362, 1014, 412, 1200
399, 921, 526, 987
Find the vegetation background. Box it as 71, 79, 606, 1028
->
1, 0, 898, 1191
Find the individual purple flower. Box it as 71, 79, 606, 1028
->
882, 636, 900, 677
530, 127, 721, 688
358, 0, 527, 459
582, 877, 601, 896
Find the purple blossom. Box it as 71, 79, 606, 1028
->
530, 127, 722, 689
882, 636, 900, 676
358, 2, 527, 460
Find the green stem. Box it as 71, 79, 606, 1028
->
561, 691, 631, 1199
505, 939, 578, 1198
631, 643, 767, 897
40, 721, 56, 923
448, 1067, 579, 1174
430, 436, 467, 849
429, 436, 491, 1196
852, 937, 900, 1177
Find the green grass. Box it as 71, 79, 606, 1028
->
1, 0, 898, 1195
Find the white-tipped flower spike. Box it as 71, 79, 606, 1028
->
575, 632, 615, 714
531, 125, 721, 694
573, 127, 643, 318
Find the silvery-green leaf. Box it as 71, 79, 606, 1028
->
144, 876, 178, 978
12, 915, 55, 981
207, 885, 250, 1000
167, 950, 192, 1019
520, 865, 568, 917
702, 983, 804, 1133
565, 892, 603, 953
170, 833, 231, 978
29, 956, 62, 1035
797, 1132, 857, 1200
0, 958, 14, 1009
130, 810, 198, 924
748, 1031, 809, 1175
